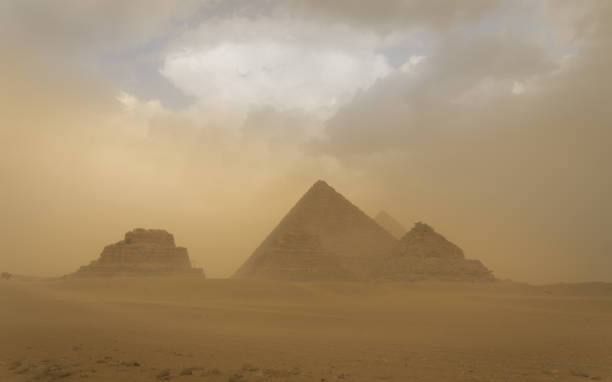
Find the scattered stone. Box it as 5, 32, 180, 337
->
241, 363, 259, 372
5, 358, 86, 381
180, 366, 202, 375
121, 361, 141, 367
263, 368, 279, 377
203, 367, 222, 376
8, 360, 23, 370
228, 373, 246, 382
157, 369, 172, 380
71, 228, 204, 277
261, 367, 301, 378
571, 369, 590, 378
50, 370, 73, 378
42, 363, 75, 379
14, 365, 30, 374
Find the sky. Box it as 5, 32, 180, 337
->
0, 0, 610, 283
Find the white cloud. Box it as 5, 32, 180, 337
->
400, 55, 426, 74
161, 18, 392, 118
117, 91, 138, 111
117, 91, 165, 115
512, 80, 526, 94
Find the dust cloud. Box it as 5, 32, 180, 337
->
1, 2, 612, 381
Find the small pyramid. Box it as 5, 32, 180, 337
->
373, 222, 495, 281
375, 211, 407, 239
72, 228, 204, 276
233, 180, 398, 280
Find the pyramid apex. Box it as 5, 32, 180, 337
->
411, 221, 434, 233
375, 211, 407, 239
305, 179, 336, 195
312, 179, 331, 188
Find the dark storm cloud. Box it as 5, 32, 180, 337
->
283, 0, 505, 30
310, 1, 612, 282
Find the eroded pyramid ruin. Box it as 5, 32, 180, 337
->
73, 228, 204, 276
233, 180, 398, 281
373, 222, 494, 281
375, 211, 407, 239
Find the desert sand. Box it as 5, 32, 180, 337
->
2, 277, 611, 381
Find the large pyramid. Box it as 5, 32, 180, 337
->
373, 222, 495, 281
375, 211, 407, 239
233, 180, 398, 281
73, 228, 204, 276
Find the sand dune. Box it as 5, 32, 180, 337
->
1, 277, 611, 381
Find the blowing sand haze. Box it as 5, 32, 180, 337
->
2, 180, 611, 381
2, 1, 612, 381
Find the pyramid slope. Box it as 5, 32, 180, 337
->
375, 211, 407, 239
373, 222, 495, 281
234, 180, 398, 280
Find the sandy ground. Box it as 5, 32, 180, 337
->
1, 277, 611, 381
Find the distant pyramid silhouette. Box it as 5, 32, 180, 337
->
373, 222, 495, 281
375, 211, 407, 239
233, 180, 398, 280
72, 228, 204, 277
